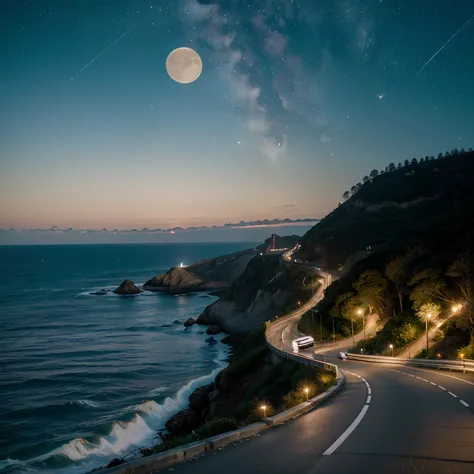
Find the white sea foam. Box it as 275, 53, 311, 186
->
4, 347, 230, 471
147, 386, 168, 396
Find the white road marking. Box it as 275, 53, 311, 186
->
403, 366, 474, 386
324, 370, 371, 456
323, 405, 369, 456
392, 369, 470, 411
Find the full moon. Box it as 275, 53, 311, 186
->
166, 47, 202, 84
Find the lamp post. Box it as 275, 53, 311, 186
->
304, 387, 309, 402
460, 353, 465, 374
351, 318, 355, 348
260, 404, 267, 418
425, 313, 431, 358
357, 308, 365, 341
389, 344, 394, 357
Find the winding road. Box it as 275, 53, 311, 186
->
156, 249, 474, 474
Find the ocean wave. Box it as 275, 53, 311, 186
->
147, 386, 168, 396
75, 400, 100, 408
1, 348, 229, 472
0, 459, 37, 472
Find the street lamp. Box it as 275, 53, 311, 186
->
304, 387, 309, 402
425, 313, 431, 358
260, 404, 267, 418
460, 353, 465, 373
452, 305, 459, 314
351, 318, 355, 348
389, 344, 394, 357
357, 308, 365, 341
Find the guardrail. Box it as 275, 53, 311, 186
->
347, 353, 474, 374
267, 341, 340, 377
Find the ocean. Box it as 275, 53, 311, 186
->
0, 242, 256, 474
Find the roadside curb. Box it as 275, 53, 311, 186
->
95, 372, 346, 474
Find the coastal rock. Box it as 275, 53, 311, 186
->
165, 409, 203, 437
184, 318, 196, 328
113, 280, 142, 295
206, 324, 222, 335
189, 383, 214, 412
90, 290, 107, 296
205, 336, 218, 345
143, 267, 205, 293
106, 458, 125, 468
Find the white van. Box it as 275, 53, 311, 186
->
292, 336, 315, 352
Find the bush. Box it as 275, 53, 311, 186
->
195, 418, 239, 439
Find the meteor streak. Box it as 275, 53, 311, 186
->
77, 25, 135, 75
416, 14, 474, 76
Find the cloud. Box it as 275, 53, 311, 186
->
183, 0, 373, 155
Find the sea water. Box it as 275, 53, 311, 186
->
0, 242, 255, 473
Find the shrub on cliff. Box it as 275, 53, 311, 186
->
194, 417, 239, 438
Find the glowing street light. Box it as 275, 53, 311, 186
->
260, 404, 267, 418
389, 344, 394, 357
452, 305, 459, 313
357, 308, 365, 341
304, 387, 309, 402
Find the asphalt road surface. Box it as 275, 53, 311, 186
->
157, 359, 474, 474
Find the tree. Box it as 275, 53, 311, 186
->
353, 270, 390, 319
411, 158, 418, 165
425, 156, 430, 161
460, 148, 465, 154
388, 162, 396, 172
385, 247, 426, 314
445, 151, 450, 157
350, 185, 357, 195
437, 153, 443, 159
408, 268, 450, 308
420, 157, 425, 163
355, 182, 362, 191
430, 156, 435, 160
404, 159, 410, 167
370, 169, 379, 178
452, 148, 460, 155
397, 162, 402, 169
330, 292, 354, 319
415, 302, 441, 322
342, 191, 350, 200
468, 148, 473, 153
446, 254, 474, 333
362, 175, 369, 183
386, 256, 408, 314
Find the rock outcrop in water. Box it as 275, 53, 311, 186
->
113, 280, 142, 295
142, 249, 256, 294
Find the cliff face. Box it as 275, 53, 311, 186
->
196, 254, 317, 333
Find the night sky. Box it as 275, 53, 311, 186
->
2, 0, 473, 230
